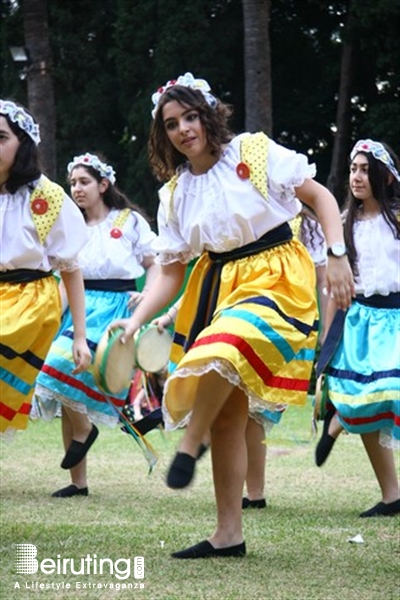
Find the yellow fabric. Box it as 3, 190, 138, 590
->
290, 215, 302, 240
112, 208, 131, 228
240, 132, 269, 199
30, 176, 64, 244
165, 240, 318, 426
0, 276, 61, 433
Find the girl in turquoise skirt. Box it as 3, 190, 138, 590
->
114, 73, 355, 558
35, 153, 158, 498
316, 139, 400, 517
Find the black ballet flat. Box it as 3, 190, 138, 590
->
242, 497, 267, 509
61, 425, 99, 470
171, 540, 246, 559
360, 499, 400, 518
51, 484, 88, 498
166, 452, 196, 489
315, 408, 337, 467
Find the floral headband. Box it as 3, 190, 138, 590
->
151, 72, 217, 118
67, 153, 116, 184
0, 99, 41, 145
350, 139, 400, 182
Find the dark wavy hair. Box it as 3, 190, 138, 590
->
2, 104, 42, 194
148, 85, 234, 181
67, 155, 150, 223
343, 142, 400, 275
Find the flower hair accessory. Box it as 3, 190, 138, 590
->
67, 153, 116, 184
350, 139, 400, 182
0, 99, 41, 145
151, 72, 217, 118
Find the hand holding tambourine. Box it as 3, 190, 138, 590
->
93, 324, 172, 395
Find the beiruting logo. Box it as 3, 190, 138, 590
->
14, 544, 144, 591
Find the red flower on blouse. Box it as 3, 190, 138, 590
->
31, 198, 48, 214
236, 162, 250, 179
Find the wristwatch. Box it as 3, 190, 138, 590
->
327, 243, 347, 257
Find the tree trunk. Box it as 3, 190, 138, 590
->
326, 2, 356, 205
23, 0, 56, 179
242, 0, 272, 134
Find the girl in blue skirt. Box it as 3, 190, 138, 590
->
35, 153, 158, 497
316, 139, 400, 517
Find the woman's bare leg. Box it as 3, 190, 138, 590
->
178, 371, 235, 457
209, 387, 248, 548
244, 418, 266, 500
361, 431, 399, 503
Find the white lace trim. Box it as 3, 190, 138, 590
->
379, 428, 400, 450
34, 384, 118, 428
162, 358, 287, 431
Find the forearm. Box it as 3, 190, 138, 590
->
60, 269, 87, 339
296, 179, 345, 246
129, 262, 185, 329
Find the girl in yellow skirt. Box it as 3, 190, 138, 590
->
0, 99, 91, 438
113, 73, 355, 558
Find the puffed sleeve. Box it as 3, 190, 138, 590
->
152, 183, 198, 265
268, 138, 317, 203
45, 193, 89, 272
130, 211, 157, 263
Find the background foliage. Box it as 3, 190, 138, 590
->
1, 0, 399, 217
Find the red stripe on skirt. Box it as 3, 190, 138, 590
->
0, 401, 31, 421
192, 333, 310, 392
42, 365, 126, 407
342, 410, 398, 427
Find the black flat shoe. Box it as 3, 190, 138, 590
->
171, 540, 246, 559
242, 497, 267, 509
166, 452, 196, 489
51, 484, 88, 498
61, 425, 99, 470
315, 408, 337, 467
360, 499, 400, 518
130, 408, 163, 435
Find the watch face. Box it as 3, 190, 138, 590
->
331, 243, 346, 256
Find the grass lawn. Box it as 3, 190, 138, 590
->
1, 398, 399, 600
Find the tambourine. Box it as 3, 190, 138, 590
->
93, 327, 135, 395
133, 324, 172, 373
313, 374, 328, 423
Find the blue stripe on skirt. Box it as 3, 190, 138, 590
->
35, 289, 133, 424
326, 301, 400, 442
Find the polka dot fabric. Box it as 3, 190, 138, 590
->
30, 176, 64, 244
240, 132, 269, 200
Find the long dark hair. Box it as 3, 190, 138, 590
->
68, 157, 149, 222
343, 143, 400, 275
148, 85, 234, 181
2, 107, 42, 194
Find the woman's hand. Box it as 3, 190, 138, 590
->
127, 291, 145, 310
71, 337, 92, 373
110, 316, 141, 343
325, 256, 355, 310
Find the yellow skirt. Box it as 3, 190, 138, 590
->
164, 239, 318, 428
0, 276, 61, 435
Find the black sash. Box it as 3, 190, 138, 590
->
0, 269, 53, 283
84, 279, 137, 292
185, 223, 293, 350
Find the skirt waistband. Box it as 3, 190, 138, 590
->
185, 223, 293, 351
0, 269, 53, 283
84, 279, 137, 292
355, 293, 400, 309
208, 222, 293, 264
